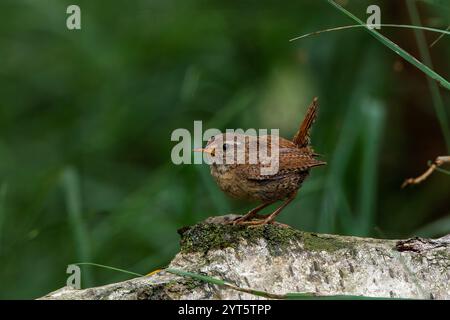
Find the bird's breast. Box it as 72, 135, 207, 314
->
210, 164, 307, 202
210, 164, 245, 198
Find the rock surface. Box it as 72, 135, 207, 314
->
40, 215, 450, 300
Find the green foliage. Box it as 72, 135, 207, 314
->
0, 0, 449, 298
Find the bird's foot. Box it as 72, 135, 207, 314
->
228, 213, 270, 225
225, 202, 276, 225
238, 218, 272, 226
234, 217, 289, 228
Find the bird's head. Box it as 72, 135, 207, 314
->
193, 133, 248, 166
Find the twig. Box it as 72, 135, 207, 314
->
402, 156, 450, 188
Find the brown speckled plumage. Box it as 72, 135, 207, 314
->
197, 97, 326, 225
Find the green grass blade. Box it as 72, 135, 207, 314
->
406, 1, 450, 152
434, 166, 450, 175
62, 167, 93, 287
75, 262, 144, 278
327, 0, 450, 90
290, 24, 450, 42
358, 101, 385, 235
318, 100, 360, 232
285, 292, 397, 300
67, 264, 410, 300
165, 268, 400, 300
166, 268, 304, 299
430, 25, 450, 48
166, 268, 228, 287
0, 183, 7, 254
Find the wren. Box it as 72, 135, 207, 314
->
194, 97, 326, 225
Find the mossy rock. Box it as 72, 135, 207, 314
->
178, 221, 352, 255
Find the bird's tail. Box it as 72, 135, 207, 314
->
292, 97, 318, 148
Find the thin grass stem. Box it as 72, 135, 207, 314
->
327, 0, 450, 90
290, 24, 450, 42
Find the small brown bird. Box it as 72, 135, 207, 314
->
194, 97, 326, 225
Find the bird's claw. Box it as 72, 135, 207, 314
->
225, 213, 289, 228
239, 218, 289, 228
227, 213, 271, 226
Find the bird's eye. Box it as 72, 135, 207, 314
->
222, 143, 229, 151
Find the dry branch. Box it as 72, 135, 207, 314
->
402, 156, 450, 188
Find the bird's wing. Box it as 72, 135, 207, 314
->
292, 97, 318, 148
235, 147, 326, 181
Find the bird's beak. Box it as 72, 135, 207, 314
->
193, 148, 212, 154
193, 147, 215, 156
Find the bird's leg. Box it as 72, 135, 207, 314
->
239, 192, 297, 226
230, 201, 276, 225
262, 193, 296, 224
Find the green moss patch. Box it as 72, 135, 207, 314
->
302, 233, 350, 252
178, 223, 352, 255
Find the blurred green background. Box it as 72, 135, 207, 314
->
0, 0, 449, 299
